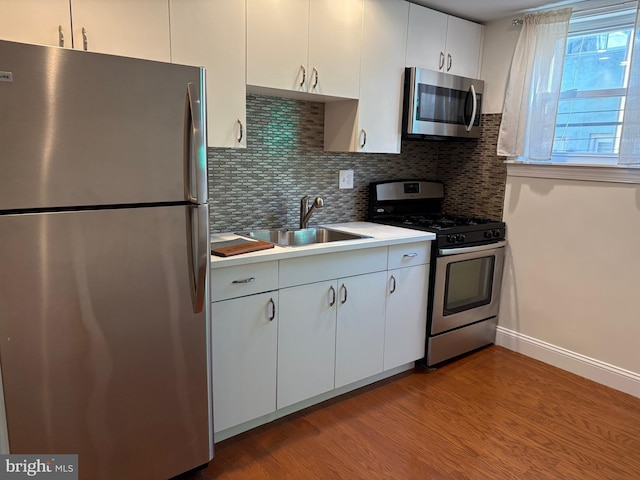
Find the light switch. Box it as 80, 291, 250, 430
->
339, 169, 354, 189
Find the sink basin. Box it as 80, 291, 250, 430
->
236, 228, 370, 247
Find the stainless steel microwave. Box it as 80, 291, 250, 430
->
403, 67, 484, 139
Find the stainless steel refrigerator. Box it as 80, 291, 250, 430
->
0, 40, 212, 479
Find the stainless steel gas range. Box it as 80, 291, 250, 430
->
369, 179, 507, 366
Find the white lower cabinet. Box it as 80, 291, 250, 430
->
277, 280, 337, 409
384, 264, 429, 370
335, 271, 387, 388
211, 239, 432, 437
211, 291, 278, 433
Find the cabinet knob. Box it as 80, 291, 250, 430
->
439, 52, 445, 70
447, 53, 452, 72
82, 27, 88, 51
312, 67, 319, 89
389, 275, 397, 294
58, 25, 65, 47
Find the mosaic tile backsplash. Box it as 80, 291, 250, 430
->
208, 95, 506, 233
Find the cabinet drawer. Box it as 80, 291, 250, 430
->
211, 261, 278, 301
279, 247, 387, 288
387, 242, 431, 269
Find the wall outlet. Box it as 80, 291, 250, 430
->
339, 169, 354, 189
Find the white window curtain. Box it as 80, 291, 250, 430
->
619, 6, 640, 165
497, 8, 572, 160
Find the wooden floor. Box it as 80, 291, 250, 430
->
185, 346, 640, 479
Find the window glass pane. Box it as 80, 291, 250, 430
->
552, 26, 633, 158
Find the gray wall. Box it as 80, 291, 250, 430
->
208, 95, 505, 233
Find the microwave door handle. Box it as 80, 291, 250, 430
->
465, 84, 478, 132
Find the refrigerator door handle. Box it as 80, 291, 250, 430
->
185, 80, 207, 205
187, 204, 209, 313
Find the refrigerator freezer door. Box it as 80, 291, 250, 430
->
0, 40, 206, 210
0, 206, 212, 479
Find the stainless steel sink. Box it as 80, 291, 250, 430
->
236, 228, 369, 247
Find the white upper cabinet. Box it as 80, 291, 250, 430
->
0, 0, 71, 47
70, 0, 171, 61
247, 0, 362, 99
324, 0, 409, 154
406, 3, 483, 79
307, 0, 362, 98
0, 0, 171, 62
170, 0, 247, 149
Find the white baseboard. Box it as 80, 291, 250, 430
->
496, 326, 640, 399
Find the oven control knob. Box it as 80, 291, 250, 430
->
492, 230, 501, 238
484, 231, 492, 238
447, 235, 456, 243
456, 234, 465, 242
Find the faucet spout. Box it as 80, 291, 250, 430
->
300, 195, 323, 229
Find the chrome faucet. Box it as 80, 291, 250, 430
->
300, 195, 324, 229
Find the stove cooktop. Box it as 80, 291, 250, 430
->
368, 180, 505, 248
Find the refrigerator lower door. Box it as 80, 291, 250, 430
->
0, 206, 212, 480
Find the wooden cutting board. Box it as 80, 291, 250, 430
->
211, 238, 275, 257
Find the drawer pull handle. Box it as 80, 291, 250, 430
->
389, 275, 397, 294
82, 27, 88, 51
403, 253, 418, 258
329, 285, 336, 307
232, 277, 255, 284
267, 298, 276, 321
58, 25, 65, 47
340, 284, 348, 304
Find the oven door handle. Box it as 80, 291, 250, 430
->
439, 240, 507, 256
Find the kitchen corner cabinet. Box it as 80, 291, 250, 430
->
324, 0, 409, 154
406, 3, 482, 79
170, 0, 246, 148
0, 0, 171, 62
246, 0, 362, 99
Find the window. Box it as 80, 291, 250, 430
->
552, 7, 638, 164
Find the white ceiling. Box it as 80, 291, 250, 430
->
409, 0, 565, 23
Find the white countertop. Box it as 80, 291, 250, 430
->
210, 222, 435, 268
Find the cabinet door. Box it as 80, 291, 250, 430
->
357, 0, 408, 153
247, 0, 309, 92
212, 292, 278, 432
335, 271, 387, 388
0, 0, 71, 47
444, 16, 483, 78
405, 3, 447, 71
278, 281, 337, 409
70, 0, 171, 61
170, 0, 246, 148
308, 0, 362, 98
384, 264, 429, 370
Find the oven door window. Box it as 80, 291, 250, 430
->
443, 256, 495, 315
